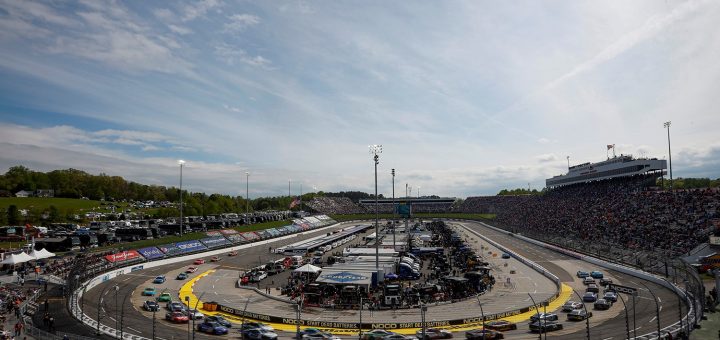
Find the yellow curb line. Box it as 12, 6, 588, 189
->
180, 270, 575, 335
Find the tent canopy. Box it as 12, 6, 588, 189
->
293, 263, 321, 273
1, 252, 34, 265
29, 248, 55, 260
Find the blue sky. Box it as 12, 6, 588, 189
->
1, 0, 719, 198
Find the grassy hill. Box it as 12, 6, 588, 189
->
0, 197, 105, 211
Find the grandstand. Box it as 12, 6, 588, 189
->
306, 197, 366, 214
546, 154, 666, 188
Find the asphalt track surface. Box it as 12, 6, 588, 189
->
80, 220, 686, 340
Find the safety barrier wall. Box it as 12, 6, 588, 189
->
471, 220, 696, 340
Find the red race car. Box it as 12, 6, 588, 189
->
193, 259, 205, 265
166, 311, 189, 323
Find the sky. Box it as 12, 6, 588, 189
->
0, 0, 719, 199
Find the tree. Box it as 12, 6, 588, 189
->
7, 205, 19, 225
48, 205, 60, 222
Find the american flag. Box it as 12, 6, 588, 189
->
289, 197, 301, 209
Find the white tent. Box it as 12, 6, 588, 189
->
293, 263, 321, 273
29, 248, 55, 260
1, 252, 34, 265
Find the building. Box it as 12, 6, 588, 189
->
15, 190, 33, 198
546, 155, 666, 188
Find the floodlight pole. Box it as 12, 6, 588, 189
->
246, 172, 250, 214
641, 282, 662, 338
664, 121, 673, 190
391, 169, 396, 251
527, 293, 541, 340
571, 289, 591, 340
179, 160, 185, 237
192, 292, 206, 340
370, 145, 382, 270
616, 291, 631, 340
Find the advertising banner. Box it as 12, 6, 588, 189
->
226, 234, 246, 243
200, 236, 231, 248
220, 229, 239, 235
158, 243, 183, 256
175, 240, 207, 253
137, 246, 164, 260
241, 232, 259, 241
206, 231, 222, 237
105, 250, 141, 263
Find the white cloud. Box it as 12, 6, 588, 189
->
224, 14, 260, 32
168, 24, 192, 35
182, 0, 223, 22
535, 153, 559, 163
214, 43, 272, 68
223, 104, 241, 113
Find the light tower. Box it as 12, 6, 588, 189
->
369, 144, 382, 269
664, 121, 673, 190
178, 160, 185, 237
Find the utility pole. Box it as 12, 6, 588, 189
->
664, 121, 673, 190
391, 169, 396, 251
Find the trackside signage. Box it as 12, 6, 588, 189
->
159, 243, 183, 256
607, 284, 638, 296
104, 250, 141, 263
319, 272, 369, 283
200, 236, 231, 248
137, 246, 164, 260
176, 240, 207, 253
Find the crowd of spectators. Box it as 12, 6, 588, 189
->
307, 197, 367, 214
458, 175, 720, 267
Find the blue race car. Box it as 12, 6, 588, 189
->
197, 321, 228, 335
590, 271, 604, 279
153, 275, 166, 284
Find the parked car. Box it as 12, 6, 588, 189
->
416, 328, 452, 340
194, 259, 205, 265
529, 321, 563, 332
363, 329, 396, 340
562, 301, 583, 312
590, 271, 604, 279
197, 321, 229, 335
567, 309, 593, 321
594, 299, 612, 310
207, 315, 232, 328
165, 311, 189, 323
465, 329, 504, 339
153, 276, 166, 284
530, 313, 558, 322
583, 292, 598, 302
576, 271, 589, 278
176, 273, 188, 280
143, 300, 159, 312
142, 287, 157, 296
483, 321, 517, 331
157, 293, 172, 302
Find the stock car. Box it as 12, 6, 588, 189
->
562, 301, 583, 312
197, 321, 229, 335
530, 313, 558, 322
600, 278, 613, 286
483, 320, 517, 331
594, 299, 612, 310
501, 253, 511, 259
186, 266, 198, 273
211, 256, 221, 262
240, 322, 273, 332
576, 271, 590, 278
465, 329, 504, 339
142, 287, 157, 296
603, 291, 618, 302
241, 328, 278, 340
206, 315, 232, 328
229, 250, 239, 256
194, 259, 205, 265
176, 273, 188, 280
590, 271, 604, 279
416, 328, 453, 340
383, 335, 417, 340
583, 292, 598, 302
143, 300, 160, 312
362, 330, 396, 340
185, 308, 205, 320
153, 275, 166, 284
567, 309, 593, 321
529, 321, 563, 332
165, 311, 189, 323
296, 328, 340, 340
157, 293, 172, 302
